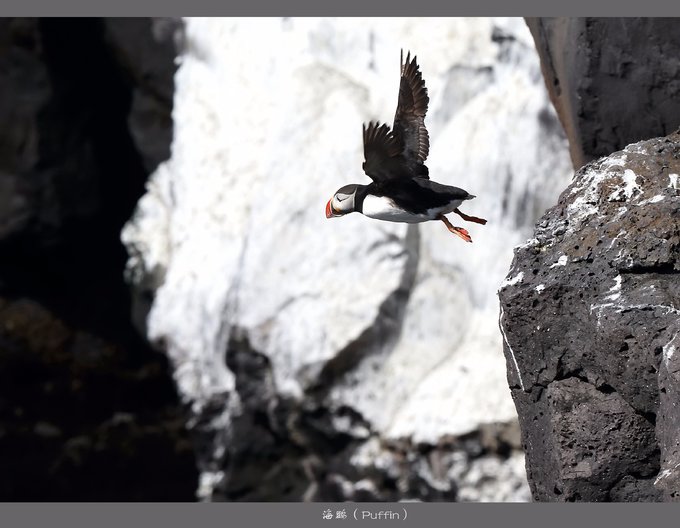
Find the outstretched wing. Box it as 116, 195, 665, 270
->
392, 50, 430, 167
362, 121, 407, 182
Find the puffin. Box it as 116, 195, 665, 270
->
325, 51, 487, 243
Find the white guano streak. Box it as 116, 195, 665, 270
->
499, 305, 526, 391
550, 255, 568, 268
500, 271, 524, 289
669, 173, 679, 190
663, 331, 679, 368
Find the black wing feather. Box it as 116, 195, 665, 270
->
361, 50, 431, 184
393, 50, 430, 166
362, 121, 407, 182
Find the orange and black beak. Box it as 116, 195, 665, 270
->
326, 199, 341, 218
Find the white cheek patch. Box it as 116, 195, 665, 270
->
333, 194, 353, 213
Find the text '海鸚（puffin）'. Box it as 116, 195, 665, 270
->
326, 50, 487, 243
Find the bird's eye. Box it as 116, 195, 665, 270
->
337, 194, 348, 202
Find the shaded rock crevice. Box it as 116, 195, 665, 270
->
527, 17, 680, 169
0, 18, 169, 338
0, 18, 194, 500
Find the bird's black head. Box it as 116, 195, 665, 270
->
326, 184, 363, 218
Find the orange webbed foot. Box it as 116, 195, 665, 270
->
439, 215, 473, 243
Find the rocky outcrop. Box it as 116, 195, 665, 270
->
0, 297, 195, 500
499, 133, 680, 501
0, 18, 194, 500
526, 18, 680, 169
123, 18, 573, 501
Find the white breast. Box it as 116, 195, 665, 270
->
361, 194, 465, 224
361, 195, 428, 223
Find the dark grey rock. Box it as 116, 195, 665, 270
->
0, 297, 196, 500
0, 18, 178, 255
0, 18, 190, 500
103, 18, 180, 173
0, 18, 62, 246
499, 132, 680, 501
657, 320, 680, 501
526, 18, 680, 169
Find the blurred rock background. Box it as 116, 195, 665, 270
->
121, 18, 572, 501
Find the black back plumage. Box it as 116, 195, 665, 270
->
358, 51, 470, 215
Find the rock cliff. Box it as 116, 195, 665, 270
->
499, 133, 680, 501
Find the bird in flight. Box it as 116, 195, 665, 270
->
325, 51, 487, 242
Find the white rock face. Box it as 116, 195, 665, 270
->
122, 17, 572, 501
